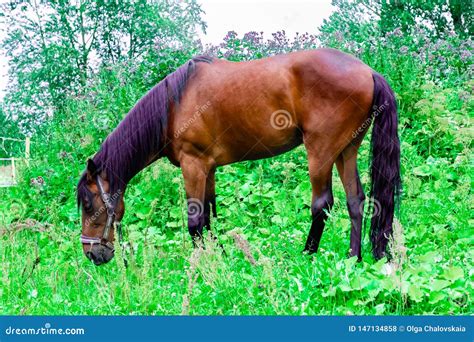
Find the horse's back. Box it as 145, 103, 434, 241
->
287, 49, 374, 143
290, 48, 373, 100
169, 49, 374, 166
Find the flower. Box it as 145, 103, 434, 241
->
460, 50, 472, 62
30, 176, 45, 188
334, 30, 344, 43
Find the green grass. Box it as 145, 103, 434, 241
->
1, 140, 472, 315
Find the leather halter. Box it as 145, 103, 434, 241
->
80, 175, 122, 251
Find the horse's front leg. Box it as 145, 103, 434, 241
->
204, 167, 217, 231
204, 167, 226, 254
180, 154, 213, 245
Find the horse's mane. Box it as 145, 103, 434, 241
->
77, 55, 213, 207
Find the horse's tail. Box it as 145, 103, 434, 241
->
368, 72, 401, 259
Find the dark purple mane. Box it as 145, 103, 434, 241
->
77, 55, 213, 207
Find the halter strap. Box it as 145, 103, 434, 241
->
80, 235, 101, 244
80, 175, 122, 251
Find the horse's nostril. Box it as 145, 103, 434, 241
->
86, 250, 106, 265
86, 251, 95, 261
85, 247, 113, 266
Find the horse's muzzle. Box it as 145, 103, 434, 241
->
85, 245, 114, 265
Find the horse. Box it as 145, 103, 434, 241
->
77, 49, 400, 266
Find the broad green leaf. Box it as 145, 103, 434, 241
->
271, 215, 283, 225
338, 281, 352, 292
374, 303, 385, 314
165, 221, 180, 228
321, 286, 336, 297
413, 164, 432, 176
416, 251, 442, 263
442, 266, 464, 282
408, 284, 424, 302
429, 291, 446, 304
430, 279, 451, 291
344, 256, 358, 269
350, 276, 371, 290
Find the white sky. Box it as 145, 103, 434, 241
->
0, 0, 334, 100
198, 0, 334, 44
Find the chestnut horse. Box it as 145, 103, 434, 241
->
77, 49, 400, 266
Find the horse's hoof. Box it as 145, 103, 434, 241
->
302, 248, 317, 255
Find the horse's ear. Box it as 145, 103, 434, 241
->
86, 159, 98, 181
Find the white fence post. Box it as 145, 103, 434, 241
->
25, 137, 30, 167
11, 157, 16, 184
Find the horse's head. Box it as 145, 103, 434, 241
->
78, 159, 125, 265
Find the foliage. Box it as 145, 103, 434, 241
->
0, 0, 473, 315
327, 0, 473, 38
0, 0, 205, 134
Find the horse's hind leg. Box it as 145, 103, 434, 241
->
303, 144, 335, 254
335, 144, 365, 260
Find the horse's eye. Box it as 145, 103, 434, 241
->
83, 198, 93, 213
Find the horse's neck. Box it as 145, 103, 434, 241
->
98, 118, 162, 189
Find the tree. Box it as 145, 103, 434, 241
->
324, 0, 473, 39
379, 0, 473, 37
1, 0, 206, 134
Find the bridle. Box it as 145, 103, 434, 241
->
80, 175, 123, 251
